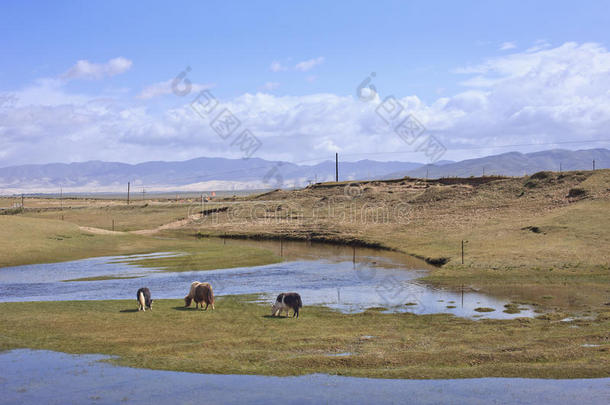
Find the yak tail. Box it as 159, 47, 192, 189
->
296, 295, 303, 308
206, 285, 215, 306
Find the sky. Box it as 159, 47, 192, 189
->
1, 0, 609, 166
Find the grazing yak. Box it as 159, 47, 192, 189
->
184, 281, 215, 310
136, 287, 153, 311
271, 292, 302, 318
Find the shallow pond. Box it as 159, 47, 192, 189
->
1, 350, 608, 405
0, 240, 534, 319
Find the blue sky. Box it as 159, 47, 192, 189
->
1, 0, 609, 166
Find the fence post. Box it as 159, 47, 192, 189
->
461, 240, 466, 265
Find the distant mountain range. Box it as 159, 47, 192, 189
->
385, 148, 610, 179
0, 157, 425, 193
0, 148, 608, 194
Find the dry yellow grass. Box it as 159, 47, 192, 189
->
175, 170, 610, 310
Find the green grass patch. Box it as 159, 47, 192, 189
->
474, 307, 495, 313
0, 216, 281, 271
0, 298, 608, 379
113, 247, 279, 272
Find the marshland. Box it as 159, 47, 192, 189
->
1, 171, 608, 381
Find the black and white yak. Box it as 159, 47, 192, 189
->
271, 292, 302, 318
136, 287, 153, 311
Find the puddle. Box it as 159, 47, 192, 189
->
0, 242, 536, 319
326, 352, 353, 357
1, 350, 608, 405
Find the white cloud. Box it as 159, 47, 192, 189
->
260, 82, 280, 91
500, 41, 516, 50
526, 39, 551, 53
13, 78, 91, 106
270, 61, 287, 72
62, 57, 133, 80
294, 57, 324, 72
2, 43, 609, 168
138, 80, 213, 99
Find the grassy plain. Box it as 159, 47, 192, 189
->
2, 170, 609, 310
0, 297, 608, 379
1, 170, 609, 378
0, 215, 280, 270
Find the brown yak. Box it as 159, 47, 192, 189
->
184, 281, 215, 310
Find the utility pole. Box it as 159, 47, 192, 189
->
21, 194, 24, 209
335, 153, 338, 182
559, 162, 562, 173
142, 188, 145, 201
201, 194, 204, 218
426, 167, 429, 180
593, 160, 596, 170
60, 186, 63, 210
127, 182, 130, 205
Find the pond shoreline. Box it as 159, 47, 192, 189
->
194, 231, 451, 267
1, 349, 609, 405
